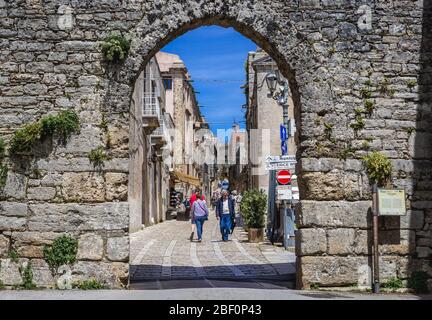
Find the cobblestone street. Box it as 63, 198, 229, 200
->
130, 210, 296, 289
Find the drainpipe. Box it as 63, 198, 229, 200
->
372, 182, 380, 293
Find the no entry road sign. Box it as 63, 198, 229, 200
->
276, 170, 291, 185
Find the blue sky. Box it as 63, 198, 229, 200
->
161, 26, 257, 134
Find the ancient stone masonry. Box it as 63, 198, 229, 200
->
0, 0, 431, 290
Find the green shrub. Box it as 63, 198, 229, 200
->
0, 279, 4, 289
362, 151, 393, 186
409, 271, 429, 293
88, 147, 108, 166
382, 277, 404, 290
19, 262, 36, 289
43, 235, 78, 272
240, 189, 267, 228
9, 111, 80, 155
73, 279, 105, 290
55, 110, 80, 142
101, 33, 130, 62
9, 122, 43, 154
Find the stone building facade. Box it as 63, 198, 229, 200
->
245, 49, 297, 194
130, 55, 174, 232
0, 1, 431, 290
157, 52, 209, 198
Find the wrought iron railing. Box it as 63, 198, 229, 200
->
143, 93, 159, 117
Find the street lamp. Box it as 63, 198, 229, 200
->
265, 72, 278, 94
265, 69, 293, 249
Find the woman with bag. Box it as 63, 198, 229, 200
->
190, 193, 209, 242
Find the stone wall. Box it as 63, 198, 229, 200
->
0, 0, 431, 290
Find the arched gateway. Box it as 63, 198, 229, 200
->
0, 1, 430, 290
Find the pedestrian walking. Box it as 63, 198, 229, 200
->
215, 189, 236, 241
190, 193, 209, 242
190, 188, 205, 207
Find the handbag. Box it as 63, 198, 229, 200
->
197, 201, 209, 220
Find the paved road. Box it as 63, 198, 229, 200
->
1, 288, 428, 300
130, 209, 296, 289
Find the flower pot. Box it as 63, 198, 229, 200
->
248, 227, 264, 243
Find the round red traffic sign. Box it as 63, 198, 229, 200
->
276, 170, 291, 185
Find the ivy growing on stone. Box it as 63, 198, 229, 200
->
362, 151, 393, 186
43, 235, 78, 273
9, 110, 80, 155
101, 33, 130, 62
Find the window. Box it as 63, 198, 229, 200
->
163, 78, 172, 90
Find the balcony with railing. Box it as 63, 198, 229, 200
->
150, 113, 166, 149
142, 93, 160, 132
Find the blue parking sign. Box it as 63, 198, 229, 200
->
280, 124, 287, 141
281, 140, 287, 155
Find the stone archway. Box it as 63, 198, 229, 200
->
0, 1, 429, 290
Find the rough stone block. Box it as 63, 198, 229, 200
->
61, 172, 105, 202
56, 125, 104, 155
105, 173, 128, 201
16, 245, 44, 258
300, 171, 366, 201
28, 202, 129, 232
27, 187, 56, 201
31, 259, 54, 288
327, 228, 369, 255
298, 200, 371, 228
76, 233, 104, 261
1, 172, 26, 200
72, 261, 128, 288
298, 256, 369, 287
11, 231, 61, 246
295, 228, 326, 255
106, 236, 129, 262
0, 216, 27, 231
0, 202, 28, 217
0, 235, 9, 257
0, 258, 26, 285
378, 230, 415, 255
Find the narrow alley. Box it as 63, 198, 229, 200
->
130, 211, 296, 290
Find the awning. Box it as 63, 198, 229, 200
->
171, 170, 201, 188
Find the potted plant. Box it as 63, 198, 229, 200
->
240, 189, 267, 243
